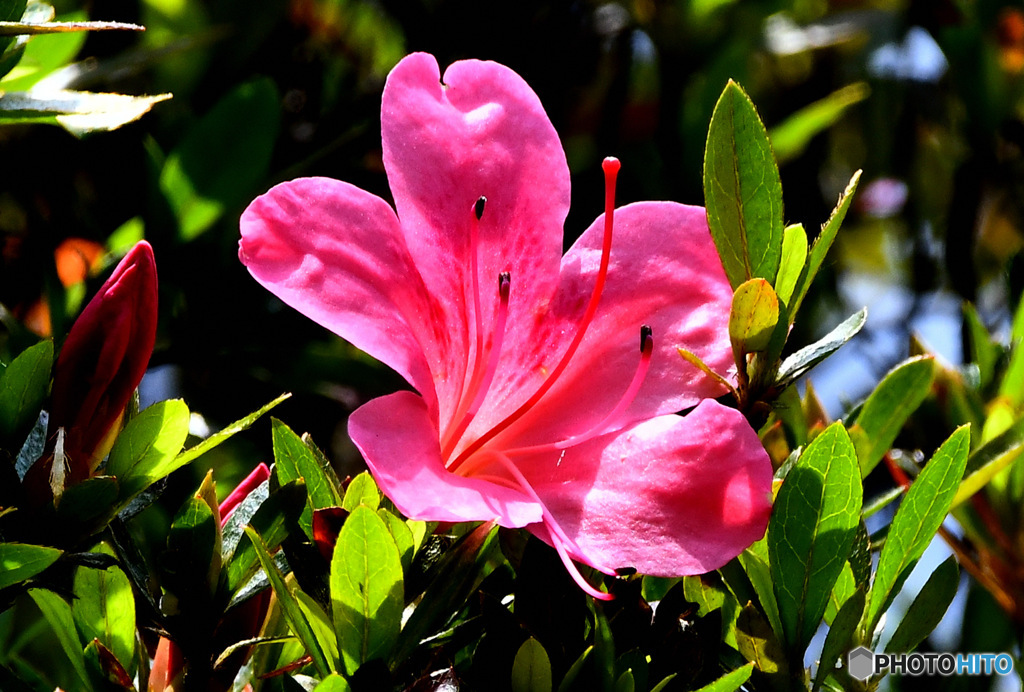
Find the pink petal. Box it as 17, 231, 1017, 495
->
348, 390, 543, 527
476, 201, 735, 450
239, 177, 442, 409
219, 462, 271, 528
381, 53, 571, 435
519, 400, 772, 576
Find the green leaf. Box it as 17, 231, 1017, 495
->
0, 0, 26, 57
736, 548, 782, 639
330, 505, 403, 675
72, 542, 135, 671
812, 587, 865, 692
849, 356, 937, 477
729, 279, 780, 359
160, 78, 279, 240
164, 496, 216, 598
789, 170, 861, 317
963, 303, 999, 390
107, 399, 190, 501
775, 223, 808, 308
0, 10, 88, 92
953, 419, 1024, 508
0, 19, 142, 34
769, 422, 862, 653
171, 393, 289, 472
691, 662, 754, 692
295, 589, 341, 672
244, 525, 332, 677
775, 309, 867, 388
0, 542, 61, 589
313, 674, 353, 692
735, 604, 786, 676
378, 508, 415, 575
0, 340, 52, 445
769, 83, 869, 163
704, 80, 784, 289
27, 588, 90, 689
0, 90, 170, 135
273, 418, 343, 539
223, 479, 306, 595
83, 638, 133, 691
884, 556, 959, 653
863, 426, 969, 635
512, 637, 552, 692
342, 472, 380, 511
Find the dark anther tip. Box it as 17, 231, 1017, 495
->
498, 271, 511, 298
640, 325, 653, 352
614, 566, 637, 577
474, 196, 487, 220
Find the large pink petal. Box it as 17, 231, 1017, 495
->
518, 400, 772, 576
348, 391, 543, 527
239, 177, 442, 408
476, 201, 735, 450
381, 53, 570, 436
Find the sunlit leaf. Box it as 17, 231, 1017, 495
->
953, 419, 1024, 508
72, 542, 135, 671
704, 80, 784, 289
0, 542, 61, 589
729, 278, 780, 360
0, 90, 170, 134
27, 588, 90, 689
769, 83, 869, 163
106, 399, 190, 501
769, 422, 861, 653
775, 223, 807, 308
775, 309, 867, 388
691, 662, 753, 692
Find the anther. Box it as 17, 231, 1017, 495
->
499, 271, 511, 299
474, 196, 487, 220
640, 325, 653, 353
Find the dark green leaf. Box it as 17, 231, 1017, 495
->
735, 604, 786, 675
850, 356, 937, 477
244, 526, 332, 677
885, 556, 959, 653
0, 340, 52, 446
812, 587, 865, 692
863, 427, 969, 635
330, 505, 403, 675
769, 422, 861, 653
704, 80, 784, 289
160, 78, 280, 240
963, 303, 999, 390
223, 479, 305, 595
27, 588, 89, 689
512, 637, 552, 692
0, 542, 61, 589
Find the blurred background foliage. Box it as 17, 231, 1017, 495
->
5, 0, 1024, 687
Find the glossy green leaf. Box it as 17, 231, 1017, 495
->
864, 426, 969, 635
953, 419, 1024, 508
729, 278, 780, 359
691, 662, 754, 692
72, 542, 134, 671
849, 356, 937, 477
704, 80, 784, 289
776, 309, 867, 388
769, 422, 861, 652
295, 589, 341, 671
330, 505, 403, 675
313, 674, 353, 692
511, 637, 552, 692
164, 496, 216, 598
885, 556, 959, 653
812, 587, 865, 692
0, 90, 170, 135
737, 548, 782, 639
823, 563, 856, 625
54, 475, 119, 527
378, 508, 415, 574
0, 542, 61, 589
27, 588, 89, 689
172, 393, 289, 471
106, 399, 190, 500
244, 525, 332, 677
789, 170, 861, 317
273, 418, 343, 539
0, 340, 52, 445
775, 223, 807, 307
769, 83, 869, 163
160, 78, 279, 240
342, 471, 380, 511
223, 479, 305, 594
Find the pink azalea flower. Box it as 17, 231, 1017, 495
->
239, 53, 772, 598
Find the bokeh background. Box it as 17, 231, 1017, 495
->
2, 1, 1024, 687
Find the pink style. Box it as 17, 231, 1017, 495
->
239, 52, 772, 598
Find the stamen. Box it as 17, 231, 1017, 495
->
504, 325, 654, 457
449, 158, 621, 471
441, 271, 511, 460
463, 450, 613, 600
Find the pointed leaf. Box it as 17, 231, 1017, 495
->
704, 80, 784, 288
107, 399, 190, 500
512, 637, 552, 692
775, 223, 808, 307
691, 663, 754, 692
776, 309, 867, 388
330, 505, 403, 675
737, 548, 782, 639
27, 588, 90, 689
885, 555, 959, 654
849, 356, 936, 477
769, 83, 869, 163
0, 340, 52, 446
953, 417, 1024, 508
769, 422, 862, 653
735, 604, 786, 675
812, 587, 865, 692
0, 542, 61, 589
864, 427, 969, 635
0, 19, 142, 34
244, 525, 332, 677
0, 90, 170, 134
